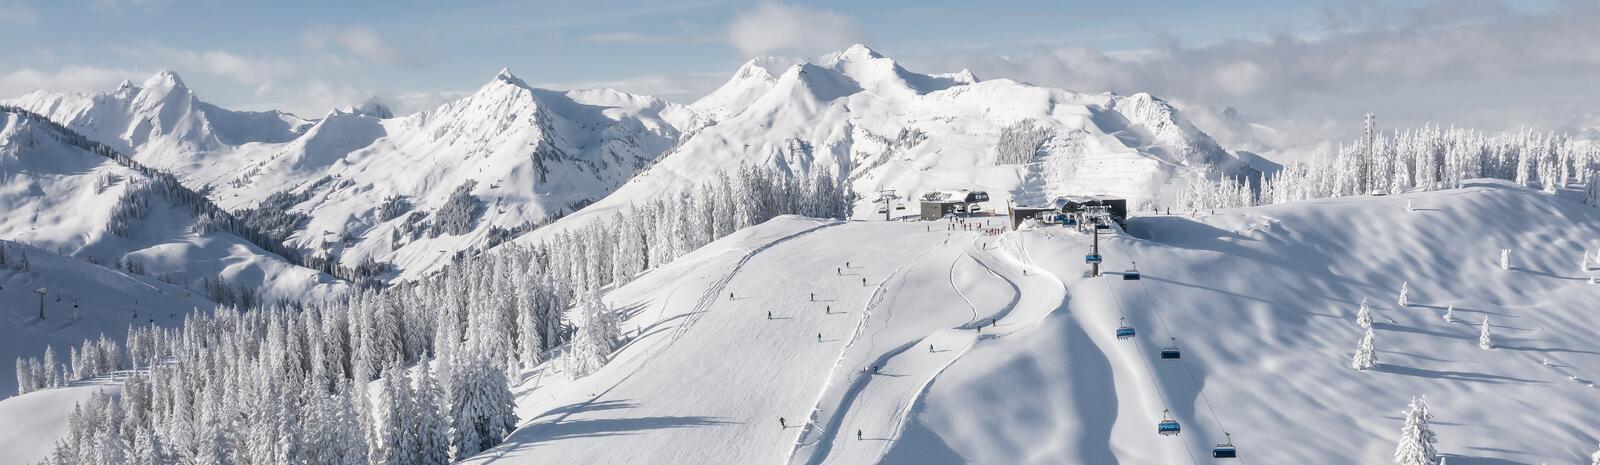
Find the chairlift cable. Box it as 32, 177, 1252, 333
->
1099, 274, 1203, 465
1108, 236, 1249, 464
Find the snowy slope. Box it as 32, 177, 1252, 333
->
0, 110, 346, 309
0, 380, 122, 464
5, 70, 701, 282
515, 45, 1257, 250
472, 181, 1598, 465
0, 240, 214, 396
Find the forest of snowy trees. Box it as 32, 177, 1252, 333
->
12, 162, 850, 464
1175, 121, 1600, 211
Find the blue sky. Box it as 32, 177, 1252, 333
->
2, 0, 1593, 142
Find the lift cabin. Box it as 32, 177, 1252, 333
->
1213, 434, 1239, 458
1160, 338, 1181, 359
1157, 410, 1181, 436
1123, 270, 1141, 280
1115, 318, 1135, 340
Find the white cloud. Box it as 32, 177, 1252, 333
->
0, 0, 39, 26
727, 2, 871, 57
915, 0, 1600, 144
113, 44, 293, 87
301, 25, 398, 66
533, 71, 728, 104
0, 66, 140, 99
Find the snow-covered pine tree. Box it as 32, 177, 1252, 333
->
15, 357, 32, 395
563, 290, 620, 378
1590, 442, 1599, 465
1442, 304, 1455, 323
1352, 326, 1378, 370
1356, 297, 1374, 329
1585, 172, 1600, 207
374, 363, 415, 465
1397, 281, 1410, 307
1393, 396, 1439, 465
414, 361, 451, 465
448, 350, 517, 459
1478, 317, 1493, 350
1500, 249, 1511, 270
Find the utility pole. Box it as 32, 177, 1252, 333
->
34, 287, 47, 320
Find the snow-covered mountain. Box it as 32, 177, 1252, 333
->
6, 69, 702, 282
0, 108, 347, 305
522, 45, 1260, 246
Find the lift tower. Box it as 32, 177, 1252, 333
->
874, 189, 901, 221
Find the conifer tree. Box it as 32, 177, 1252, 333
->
1356, 297, 1374, 329
1500, 249, 1511, 270
449, 350, 517, 460
1393, 396, 1439, 465
1397, 281, 1410, 307
414, 361, 451, 465
1442, 304, 1455, 323
1478, 317, 1493, 350
1352, 326, 1378, 370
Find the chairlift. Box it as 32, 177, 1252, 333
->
1124, 270, 1141, 280
1212, 433, 1238, 458
1160, 338, 1181, 359
1115, 318, 1135, 340
1095, 222, 1111, 230
878, 207, 889, 214
895, 204, 906, 210
1085, 253, 1103, 265
1157, 410, 1181, 436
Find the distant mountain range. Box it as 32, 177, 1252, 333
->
3, 44, 1263, 285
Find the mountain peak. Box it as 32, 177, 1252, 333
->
142, 69, 187, 90
840, 43, 883, 60
495, 67, 522, 82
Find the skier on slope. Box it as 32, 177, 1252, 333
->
767, 311, 772, 320
862, 278, 867, 286
780, 417, 787, 428
857, 429, 863, 440
817, 333, 822, 342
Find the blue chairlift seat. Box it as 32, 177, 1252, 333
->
1212, 433, 1238, 458
1213, 445, 1238, 458
1124, 271, 1141, 280
1157, 410, 1180, 436
1160, 339, 1181, 359
1115, 318, 1135, 340
1085, 254, 1102, 264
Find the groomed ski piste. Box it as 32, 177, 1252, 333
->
456, 179, 1600, 465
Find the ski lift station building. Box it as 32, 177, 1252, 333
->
1006, 205, 1056, 230
1054, 195, 1129, 225
919, 190, 990, 220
